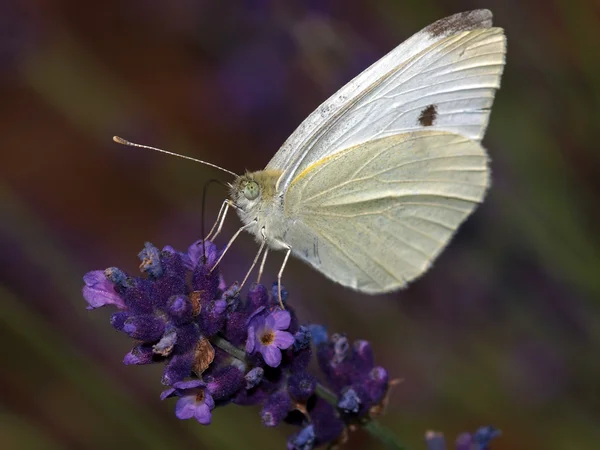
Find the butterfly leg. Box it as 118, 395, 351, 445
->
277, 245, 292, 309
205, 199, 235, 241
238, 228, 267, 291
210, 220, 257, 273
256, 247, 269, 285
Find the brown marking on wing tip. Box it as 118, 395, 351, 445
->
418, 104, 437, 127
426, 10, 492, 37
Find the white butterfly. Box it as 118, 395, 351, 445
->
116, 9, 506, 306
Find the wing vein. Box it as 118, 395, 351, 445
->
355, 220, 434, 260
299, 152, 483, 204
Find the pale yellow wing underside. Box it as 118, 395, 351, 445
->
283, 131, 489, 293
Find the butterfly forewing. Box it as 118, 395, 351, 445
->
282, 131, 489, 293
267, 10, 505, 192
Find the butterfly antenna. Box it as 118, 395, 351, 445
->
113, 136, 238, 177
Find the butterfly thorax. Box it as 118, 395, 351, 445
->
230, 170, 290, 249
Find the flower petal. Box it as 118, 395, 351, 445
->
83, 270, 107, 286
173, 379, 205, 390
260, 344, 282, 368
160, 387, 176, 401
174, 395, 197, 419
186, 240, 205, 269
194, 403, 212, 425
246, 325, 256, 353
124, 344, 154, 365
246, 306, 266, 325
82, 271, 124, 310
204, 392, 215, 410
273, 330, 294, 350
269, 309, 291, 330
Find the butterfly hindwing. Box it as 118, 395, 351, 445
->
282, 131, 489, 292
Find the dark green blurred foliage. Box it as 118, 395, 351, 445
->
1, 1, 599, 449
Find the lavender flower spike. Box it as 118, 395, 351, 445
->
246, 308, 295, 367
83, 237, 501, 449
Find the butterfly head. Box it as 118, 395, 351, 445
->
230, 170, 283, 217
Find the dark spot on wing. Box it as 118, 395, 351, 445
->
426, 10, 493, 37
418, 104, 437, 127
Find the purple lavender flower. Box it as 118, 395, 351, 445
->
246, 308, 295, 367
161, 380, 215, 425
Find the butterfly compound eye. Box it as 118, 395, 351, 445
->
243, 181, 260, 200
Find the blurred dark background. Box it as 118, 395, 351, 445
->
1, 1, 599, 449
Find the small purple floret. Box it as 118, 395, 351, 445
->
161, 380, 215, 425
138, 242, 163, 277
166, 294, 193, 324
288, 371, 316, 402
425, 431, 447, 450
307, 324, 328, 346
331, 333, 349, 365
187, 240, 218, 270
271, 281, 288, 304
310, 398, 345, 445
246, 308, 295, 367
261, 391, 292, 427
293, 325, 311, 351
162, 352, 194, 386
153, 327, 177, 357
473, 426, 501, 449
124, 344, 155, 365
199, 298, 227, 336
247, 283, 269, 310
245, 367, 264, 390
82, 270, 125, 310
205, 365, 245, 402
123, 315, 166, 341
110, 311, 129, 331
455, 432, 472, 450
287, 424, 316, 450
338, 387, 361, 414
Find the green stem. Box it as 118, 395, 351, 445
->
211, 334, 246, 360
314, 383, 338, 404
363, 420, 409, 450
210, 334, 408, 450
